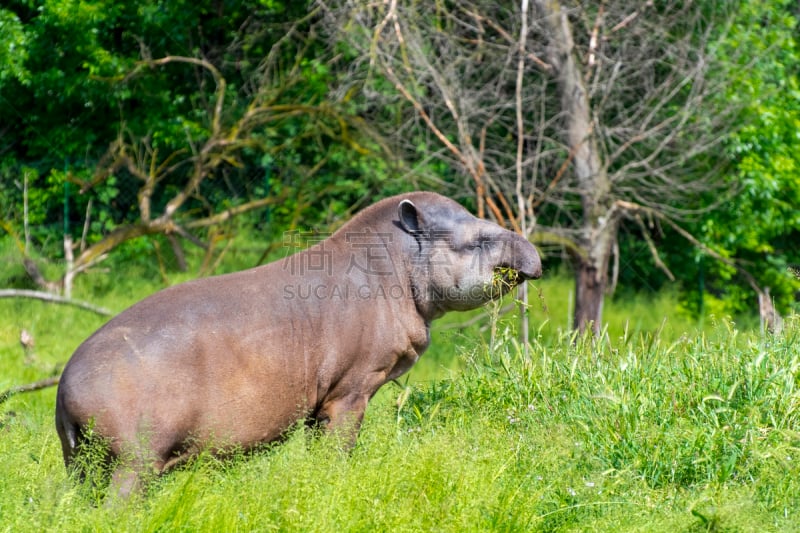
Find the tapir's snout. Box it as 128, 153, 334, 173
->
508, 233, 542, 281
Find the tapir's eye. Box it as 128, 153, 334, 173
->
467, 237, 491, 251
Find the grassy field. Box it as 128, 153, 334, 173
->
1, 257, 798, 531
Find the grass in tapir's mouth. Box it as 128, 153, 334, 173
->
489, 266, 521, 295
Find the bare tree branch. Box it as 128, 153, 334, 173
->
0, 289, 112, 316
321, 0, 747, 333
0, 377, 60, 406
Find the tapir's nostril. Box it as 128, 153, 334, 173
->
517, 247, 543, 280
516, 267, 539, 281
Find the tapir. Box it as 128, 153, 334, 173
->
55, 191, 542, 495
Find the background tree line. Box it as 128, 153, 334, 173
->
1, 0, 798, 330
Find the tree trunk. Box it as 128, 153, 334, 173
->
573, 227, 616, 335
536, 0, 613, 335
574, 261, 603, 334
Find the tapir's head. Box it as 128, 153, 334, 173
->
397, 194, 542, 320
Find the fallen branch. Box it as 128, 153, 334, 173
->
0, 289, 112, 316
0, 376, 60, 406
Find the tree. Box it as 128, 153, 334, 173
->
322, 0, 758, 334
695, 2, 800, 327
1, 1, 402, 292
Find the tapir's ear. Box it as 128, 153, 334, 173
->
398, 199, 424, 234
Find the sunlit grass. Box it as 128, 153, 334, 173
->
2, 317, 797, 531
1, 245, 797, 531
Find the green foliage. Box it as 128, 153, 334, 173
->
694, 0, 800, 315
606, 1, 799, 320
0, 8, 28, 86
65, 419, 115, 505
0, 0, 408, 268
2, 0, 796, 323
401, 319, 800, 529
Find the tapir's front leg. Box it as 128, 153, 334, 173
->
316, 371, 388, 448
316, 394, 370, 448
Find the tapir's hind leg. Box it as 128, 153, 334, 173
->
55, 393, 82, 471
55, 415, 79, 470
110, 465, 141, 499
108, 451, 169, 499
106, 434, 177, 499
110, 461, 162, 499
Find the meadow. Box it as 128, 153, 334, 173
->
1, 254, 798, 532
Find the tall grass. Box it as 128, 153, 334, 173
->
3, 320, 797, 531
409, 275, 704, 384
1, 264, 798, 531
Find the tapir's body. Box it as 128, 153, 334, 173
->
56, 192, 541, 495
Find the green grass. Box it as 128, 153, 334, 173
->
1, 256, 799, 531
407, 274, 705, 384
